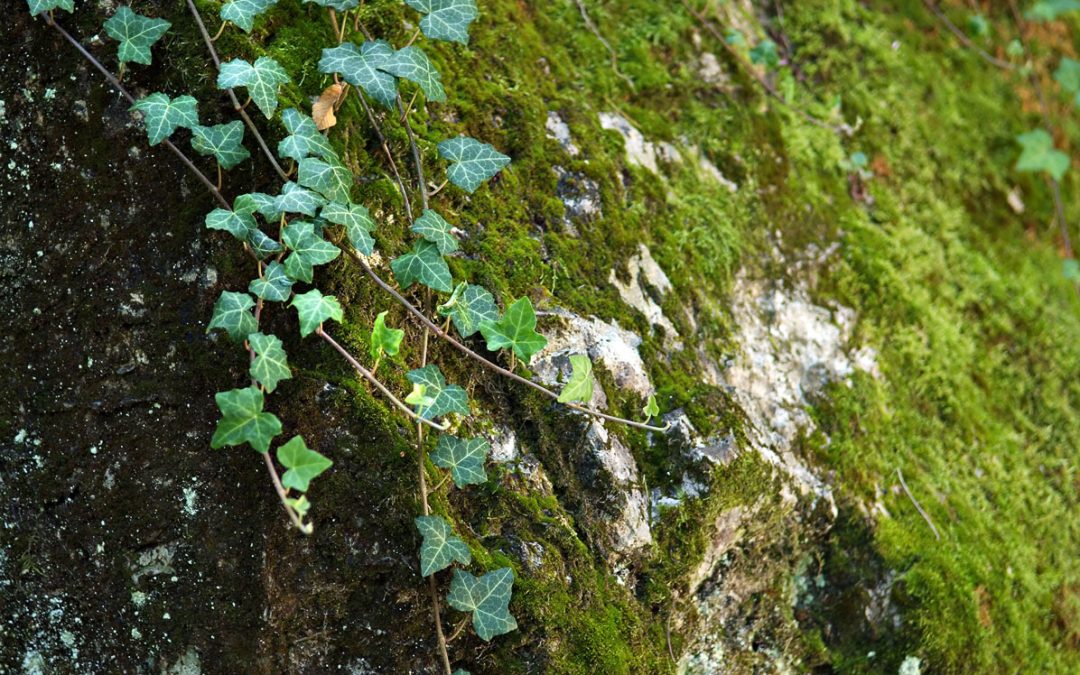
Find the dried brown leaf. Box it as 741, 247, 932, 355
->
312, 83, 343, 131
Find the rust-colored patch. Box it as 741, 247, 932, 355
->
1054, 582, 1080, 649
975, 585, 993, 629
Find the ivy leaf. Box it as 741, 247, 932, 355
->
130, 93, 199, 145
1055, 58, 1080, 105
479, 297, 547, 364
415, 515, 471, 577
749, 39, 780, 68
249, 261, 294, 302
220, 0, 277, 32
643, 394, 660, 419
278, 108, 336, 162
103, 6, 171, 66
411, 209, 459, 255
1015, 129, 1070, 181
405, 383, 436, 408
557, 354, 594, 404
247, 332, 292, 393
276, 181, 327, 217
437, 137, 511, 193
302, 0, 359, 10
322, 202, 376, 255
27, 0, 74, 17
447, 568, 517, 641
725, 29, 746, 47
298, 156, 353, 204
236, 192, 281, 221
406, 0, 478, 45
276, 436, 332, 492
370, 311, 404, 362
247, 228, 283, 260
431, 435, 489, 487
282, 221, 341, 283
437, 283, 498, 338
291, 288, 344, 337
217, 57, 289, 118
406, 365, 470, 419
378, 46, 446, 103
191, 122, 250, 169
205, 207, 256, 240
211, 386, 282, 453
319, 41, 398, 109
1027, 0, 1080, 21
391, 240, 453, 292
208, 290, 258, 342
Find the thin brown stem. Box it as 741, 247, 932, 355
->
896, 467, 941, 541
400, 89, 420, 123
406, 26, 423, 47
573, 0, 635, 90
398, 95, 430, 211
354, 88, 413, 220
429, 179, 449, 197
922, 0, 1016, 71
328, 8, 341, 40
263, 452, 310, 533
210, 19, 227, 42
445, 617, 470, 643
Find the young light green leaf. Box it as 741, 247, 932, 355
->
211, 386, 282, 453
415, 515, 471, 577
406, 0, 478, 44
319, 41, 398, 109
1015, 129, 1070, 181
103, 6, 171, 66
191, 122, 250, 169
220, 0, 277, 32
130, 93, 199, 145
411, 209, 459, 255
643, 394, 659, 419
447, 568, 517, 641
205, 207, 256, 240
438, 137, 511, 193
391, 240, 453, 292
406, 365, 470, 419
437, 283, 498, 338
208, 290, 258, 342
322, 202, 376, 255
1055, 58, 1080, 105
370, 311, 404, 362
1026, 0, 1080, 21
749, 39, 779, 68
282, 221, 341, 283
249, 261, 294, 302
431, 435, 489, 487
405, 383, 437, 408
217, 57, 289, 118
278, 108, 336, 162
378, 46, 446, 102
479, 297, 547, 364
557, 354, 594, 404
276, 181, 327, 217
249, 332, 292, 393
247, 229, 283, 260
27, 0, 74, 17
276, 436, 332, 492
291, 288, 344, 337
287, 494, 311, 518
298, 156, 353, 204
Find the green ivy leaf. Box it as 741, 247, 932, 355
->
298, 156, 353, 204
103, 6, 171, 66
370, 311, 404, 362
479, 297, 547, 364
217, 57, 289, 118
319, 41, 398, 109
211, 386, 282, 453
282, 221, 340, 283
725, 29, 746, 47
1015, 129, 1070, 181
437, 137, 511, 193
220, 0, 277, 32
557, 354, 594, 404
967, 14, 989, 38
1055, 58, 1080, 106
291, 288, 344, 337
303, 0, 359, 11
411, 209, 459, 255
1065, 259, 1080, 282
437, 283, 498, 338
276, 182, 327, 217
130, 93, 199, 146
391, 240, 453, 292
415, 515, 471, 576
447, 568, 517, 641
431, 435, 489, 487
278, 108, 336, 162
208, 290, 258, 342
378, 46, 446, 102
236, 192, 281, 221
406, 0, 478, 45
1026, 0, 1080, 21
749, 39, 780, 68
322, 202, 376, 255
27, 0, 74, 17
249, 332, 292, 393
643, 394, 660, 419
191, 122, 250, 169
247, 228, 283, 260
249, 261, 294, 302
406, 365, 469, 420
205, 207, 256, 240
276, 435, 332, 492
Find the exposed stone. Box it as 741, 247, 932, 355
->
599, 112, 660, 174
553, 165, 602, 235
582, 420, 651, 556
545, 111, 579, 156
608, 243, 680, 345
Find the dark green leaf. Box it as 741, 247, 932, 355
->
249, 332, 292, 392
130, 93, 199, 145
282, 221, 340, 283
205, 207, 256, 240
217, 57, 289, 118
322, 202, 376, 255
291, 289, 344, 337
391, 240, 453, 292
28, 0, 74, 16
249, 261, 294, 302
319, 41, 398, 109
447, 568, 517, 641
103, 6, 171, 66
279, 108, 336, 162
406, 0, 478, 44
247, 228, 283, 260
298, 156, 353, 204
208, 290, 258, 342
438, 137, 511, 193
276, 182, 327, 217
431, 435, 489, 487
415, 515, 471, 576
437, 283, 498, 338
406, 365, 469, 419
378, 46, 446, 102
411, 209, 458, 254
191, 122, 250, 169
211, 386, 282, 453
220, 0, 277, 32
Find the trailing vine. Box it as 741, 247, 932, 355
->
26, 0, 666, 670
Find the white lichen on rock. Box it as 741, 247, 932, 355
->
608, 243, 680, 345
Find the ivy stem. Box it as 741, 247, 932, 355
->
328, 9, 341, 39
428, 179, 448, 197
210, 20, 227, 42
921, 0, 1016, 71
318, 327, 449, 432
398, 94, 429, 211
406, 27, 422, 47
355, 89, 413, 220
184, 0, 290, 183
263, 452, 309, 533
399, 89, 419, 122
43, 17, 231, 210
